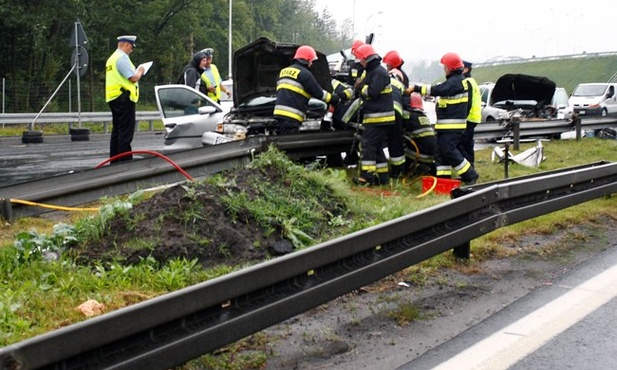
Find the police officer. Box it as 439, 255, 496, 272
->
274, 45, 339, 135
105, 35, 145, 163
458, 60, 482, 166
200, 48, 231, 103
406, 52, 479, 185
353, 44, 396, 185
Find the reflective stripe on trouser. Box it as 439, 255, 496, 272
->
360, 125, 389, 182
435, 130, 477, 181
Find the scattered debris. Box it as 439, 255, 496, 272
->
76, 299, 105, 317
491, 140, 545, 168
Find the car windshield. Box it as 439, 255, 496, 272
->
572, 85, 607, 96
158, 87, 218, 118
480, 86, 491, 104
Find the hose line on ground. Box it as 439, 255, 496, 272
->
96, 150, 194, 181
9, 149, 194, 213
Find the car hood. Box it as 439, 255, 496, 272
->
232, 37, 332, 107
491, 74, 556, 107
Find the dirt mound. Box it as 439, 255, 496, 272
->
74, 162, 347, 269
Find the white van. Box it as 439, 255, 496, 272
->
569, 83, 617, 117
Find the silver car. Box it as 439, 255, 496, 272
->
155, 84, 232, 153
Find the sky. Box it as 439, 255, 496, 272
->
314, 0, 616, 64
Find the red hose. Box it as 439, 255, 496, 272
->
96, 150, 194, 181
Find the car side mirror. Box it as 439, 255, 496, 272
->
198, 106, 217, 115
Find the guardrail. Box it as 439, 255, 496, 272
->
0, 131, 356, 220
475, 116, 617, 148
0, 111, 162, 133
1, 161, 615, 369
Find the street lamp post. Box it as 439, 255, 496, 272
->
365, 11, 383, 38
228, 0, 233, 79
352, 0, 357, 39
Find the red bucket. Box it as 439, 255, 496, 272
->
421, 177, 461, 195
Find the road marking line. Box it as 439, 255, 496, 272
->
431, 263, 617, 370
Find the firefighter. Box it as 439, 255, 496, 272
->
274, 45, 339, 135
405, 93, 437, 176
383, 50, 410, 178
406, 52, 479, 185
458, 60, 482, 166
353, 44, 396, 185
348, 40, 365, 86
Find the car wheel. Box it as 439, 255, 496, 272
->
486, 116, 496, 122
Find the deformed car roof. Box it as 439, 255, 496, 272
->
232, 37, 332, 107
491, 74, 556, 106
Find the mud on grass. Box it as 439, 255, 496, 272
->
71, 155, 350, 269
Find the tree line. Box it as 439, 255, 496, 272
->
0, 0, 352, 113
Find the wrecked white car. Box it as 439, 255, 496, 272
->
201, 37, 333, 146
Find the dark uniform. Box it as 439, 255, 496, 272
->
404, 95, 437, 176
274, 50, 338, 135
407, 53, 479, 184
354, 44, 396, 185
387, 72, 407, 178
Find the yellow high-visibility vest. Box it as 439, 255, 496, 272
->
105, 50, 139, 103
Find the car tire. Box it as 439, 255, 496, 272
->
22, 130, 44, 144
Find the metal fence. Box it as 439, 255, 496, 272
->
1, 78, 159, 114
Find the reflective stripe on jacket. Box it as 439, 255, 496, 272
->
274, 61, 334, 123
421, 70, 467, 131
105, 50, 139, 103
358, 59, 395, 126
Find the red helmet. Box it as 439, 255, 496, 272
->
440, 52, 463, 70
410, 93, 424, 110
351, 40, 364, 56
294, 45, 318, 62
383, 50, 403, 68
354, 44, 377, 61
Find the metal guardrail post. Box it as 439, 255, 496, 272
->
575, 115, 582, 141
512, 121, 521, 150
0, 198, 13, 221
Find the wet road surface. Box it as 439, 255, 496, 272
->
0, 132, 165, 186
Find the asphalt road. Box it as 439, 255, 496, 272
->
396, 239, 617, 370
0, 132, 165, 186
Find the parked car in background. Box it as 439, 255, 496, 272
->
552, 87, 574, 119
479, 82, 506, 122
479, 74, 573, 122
569, 82, 617, 117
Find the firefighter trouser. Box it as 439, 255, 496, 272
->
276, 118, 301, 135
360, 124, 391, 183
435, 130, 478, 182
386, 115, 406, 178
108, 90, 136, 164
